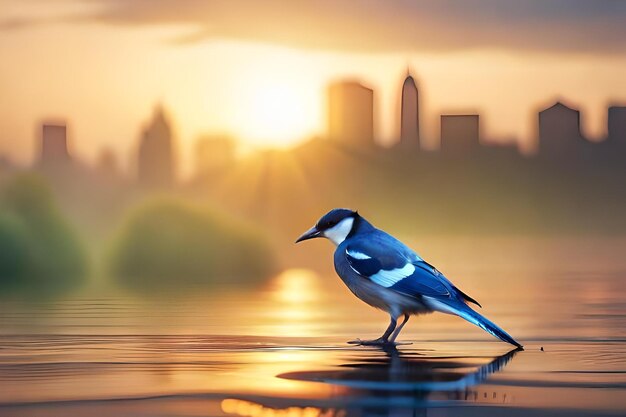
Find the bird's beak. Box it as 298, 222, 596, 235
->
295, 226, 321, 243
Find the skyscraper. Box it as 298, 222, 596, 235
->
608, 106, 626, 144
440, 115, 480, 155
400, 71, 419, 149
40, 123, 71, 168
538, 101, 582, 154
137, 105, 175, 188
327, 80, 374, 147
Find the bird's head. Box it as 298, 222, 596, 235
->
295, 208, 358, 246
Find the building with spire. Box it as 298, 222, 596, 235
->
400, 69, 420, 149
137, 105, 175, 188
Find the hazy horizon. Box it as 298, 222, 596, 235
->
0, 0, 626, 172
1, 0, 626, 173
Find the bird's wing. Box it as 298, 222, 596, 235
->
345, 235, 480, 306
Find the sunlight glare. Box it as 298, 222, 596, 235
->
272, 269, 319, 304
238, 80, 317, 148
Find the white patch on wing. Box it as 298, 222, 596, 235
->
370, 263, 415, 287
324, 217, 354, 246
346, 249, 371, 259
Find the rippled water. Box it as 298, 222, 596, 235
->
1, 238, 625, 416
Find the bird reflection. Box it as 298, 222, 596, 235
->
279, 345, 520, 392
222, 347, 520, 417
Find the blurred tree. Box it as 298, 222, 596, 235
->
0, 174, 87, 289
0, 213, 29, 284
108, 198, 277, 288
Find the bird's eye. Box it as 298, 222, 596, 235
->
319, 220, 335, 229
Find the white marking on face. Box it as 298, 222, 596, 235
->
346, 249, 371, 259
323, 217, 354, 246
370, 263, 415, 287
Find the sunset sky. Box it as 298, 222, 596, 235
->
1, 0, 625, 171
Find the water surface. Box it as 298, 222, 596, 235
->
1, 237, 625, 416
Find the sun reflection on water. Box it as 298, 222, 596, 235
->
263, 269, 324, 337
221, 399, 346, 417
271, 269, 320, 304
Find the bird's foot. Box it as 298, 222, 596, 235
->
347, 338, 412, 347
348, 338, 387, 346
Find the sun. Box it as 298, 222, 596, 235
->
238, 80, 319, 148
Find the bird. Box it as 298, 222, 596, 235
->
295, 208, 522, 348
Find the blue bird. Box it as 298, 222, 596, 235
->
296, 208, 522, 348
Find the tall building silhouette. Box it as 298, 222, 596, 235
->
39, 123, 71, 168
608, 105, 626, 144
400, 70, 420, 149
327, 80, 374, 147
137, 105, 175, 188
440, 115, 479, 154
538, 101, 582, 154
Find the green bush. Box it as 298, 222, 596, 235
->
0, 174, 87, 289
0, 213, 29, 284
108, 198, 277, 287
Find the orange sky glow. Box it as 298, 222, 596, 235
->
1, 0, 625, 173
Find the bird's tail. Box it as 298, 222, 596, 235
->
457, 304, 523, 348
428, 298, 523, 348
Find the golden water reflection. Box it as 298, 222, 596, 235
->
263, 269, 326, 337
221, 399, 346, 417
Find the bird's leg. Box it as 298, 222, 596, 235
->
349, 315, 397, 346
389, 314, 410, 343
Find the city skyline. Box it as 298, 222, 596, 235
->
4, 65, 625, 169
27, 85, 626, 183
1, 1, 625, 169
